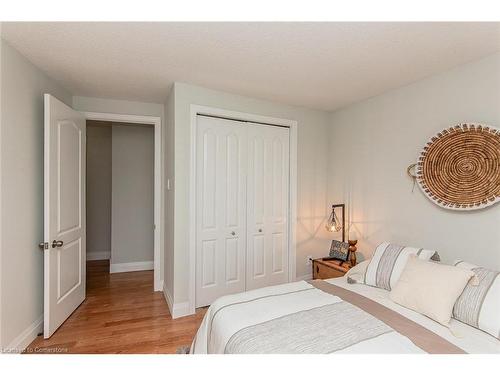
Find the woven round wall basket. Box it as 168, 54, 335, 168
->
415, 123, 500, 210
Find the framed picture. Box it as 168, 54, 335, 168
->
329, 240, 349, 262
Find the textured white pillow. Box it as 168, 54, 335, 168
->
453, 260, 500, 340
364, 242, 439, 290
345, 260, 369, 284
390, 255, 475, 327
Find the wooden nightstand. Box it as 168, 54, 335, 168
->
312, 258, 351, 280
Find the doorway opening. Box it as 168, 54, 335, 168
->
86, 120, 155, 281
82, 112, 163, 291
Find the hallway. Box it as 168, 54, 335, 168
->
27, 261, 206, 353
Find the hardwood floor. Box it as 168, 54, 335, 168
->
27, 260, 207, 354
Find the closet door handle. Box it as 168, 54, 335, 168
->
231, 231, 236, 236
258, 229, 263, 233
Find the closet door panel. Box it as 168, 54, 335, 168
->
246, 124, 289, 290
252, 234, 265, 278
201, 240, 217, 287
196, 116, 247, 307
272, 233, 284, 273
269, 133, 289, 279
225, 237, 239, 282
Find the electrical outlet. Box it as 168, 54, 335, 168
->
306, 255, 313, 266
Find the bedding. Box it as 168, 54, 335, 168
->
364, 242, 438, 290
389, 255, 476, 326
191, 276, 500, 354
453, 261, 500, 339
345, 259, 369, 284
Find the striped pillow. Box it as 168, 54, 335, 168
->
364, 242, 439, 291
453, 261, 499, 340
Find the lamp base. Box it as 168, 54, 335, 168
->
348, 239, 358, 267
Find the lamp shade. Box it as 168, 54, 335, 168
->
325, 204, 346, 242
325, 206, 342, 232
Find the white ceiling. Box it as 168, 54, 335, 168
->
2, 22, 499, 111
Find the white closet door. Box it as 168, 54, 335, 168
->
195, 116, 247, 307
246, 123, 289, 290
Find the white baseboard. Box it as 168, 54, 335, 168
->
172, 301, 191, 319
162, 283, 192, 319
110, 261, 153, 273
86, 251, 110, 261
154, 279, 163, 293
163, 284, 174, 314
4, 315, 43, 353
295, 273, 313, 281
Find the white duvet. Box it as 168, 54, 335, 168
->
191, 277, 500, 354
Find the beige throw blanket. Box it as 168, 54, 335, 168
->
309, 280, 465, 354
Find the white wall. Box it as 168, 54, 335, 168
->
328, 52, 500, 269
0, 31, 3, 347
164, 87, 175, 301
86, 122, 112, 260
168, 82, 332, 308
73, 96, 165, 122
0, 39, 73, 349
111, 124, 154, 267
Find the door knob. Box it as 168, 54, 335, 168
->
258, 229, 263, 233
231, 231, 236, 236
51, 240, 64, 248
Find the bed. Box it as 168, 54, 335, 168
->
191, 276, 500, 354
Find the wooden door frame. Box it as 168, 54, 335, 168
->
82, 111, 163, 292
188, 105, 298, 316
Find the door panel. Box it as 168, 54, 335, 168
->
253, 234, 265, 277
246, 123, 289, 290
57, 238, 82, 301
57, 122, 82, 233
272, 233, 284, 273
201, 240, 217, 287
225, 237, 239, 282
195, 116, 247, 307
44, 94, 86, 338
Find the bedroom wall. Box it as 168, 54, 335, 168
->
0, 39, 73, 349
164, 87, 175, 305
0, 32, 3, 348
328, 52, 500, 269
169, 82, 332, 311
86, 122, 112, 261
111, 124, 154, 268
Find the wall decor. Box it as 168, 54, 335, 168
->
410, 123, 500, 210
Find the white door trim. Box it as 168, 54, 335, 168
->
188, 105, 298, 316
81, 111, 163, 292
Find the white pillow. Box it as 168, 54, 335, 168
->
390, 255, 476, 327
345, 260, 369, 284
364, 242, 439, 290
453, 260, 500, 340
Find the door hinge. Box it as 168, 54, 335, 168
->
38, 242, 49, 250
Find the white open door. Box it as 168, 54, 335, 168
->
43, 94, 86, 338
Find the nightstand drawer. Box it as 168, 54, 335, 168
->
312, 259, 349, 280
